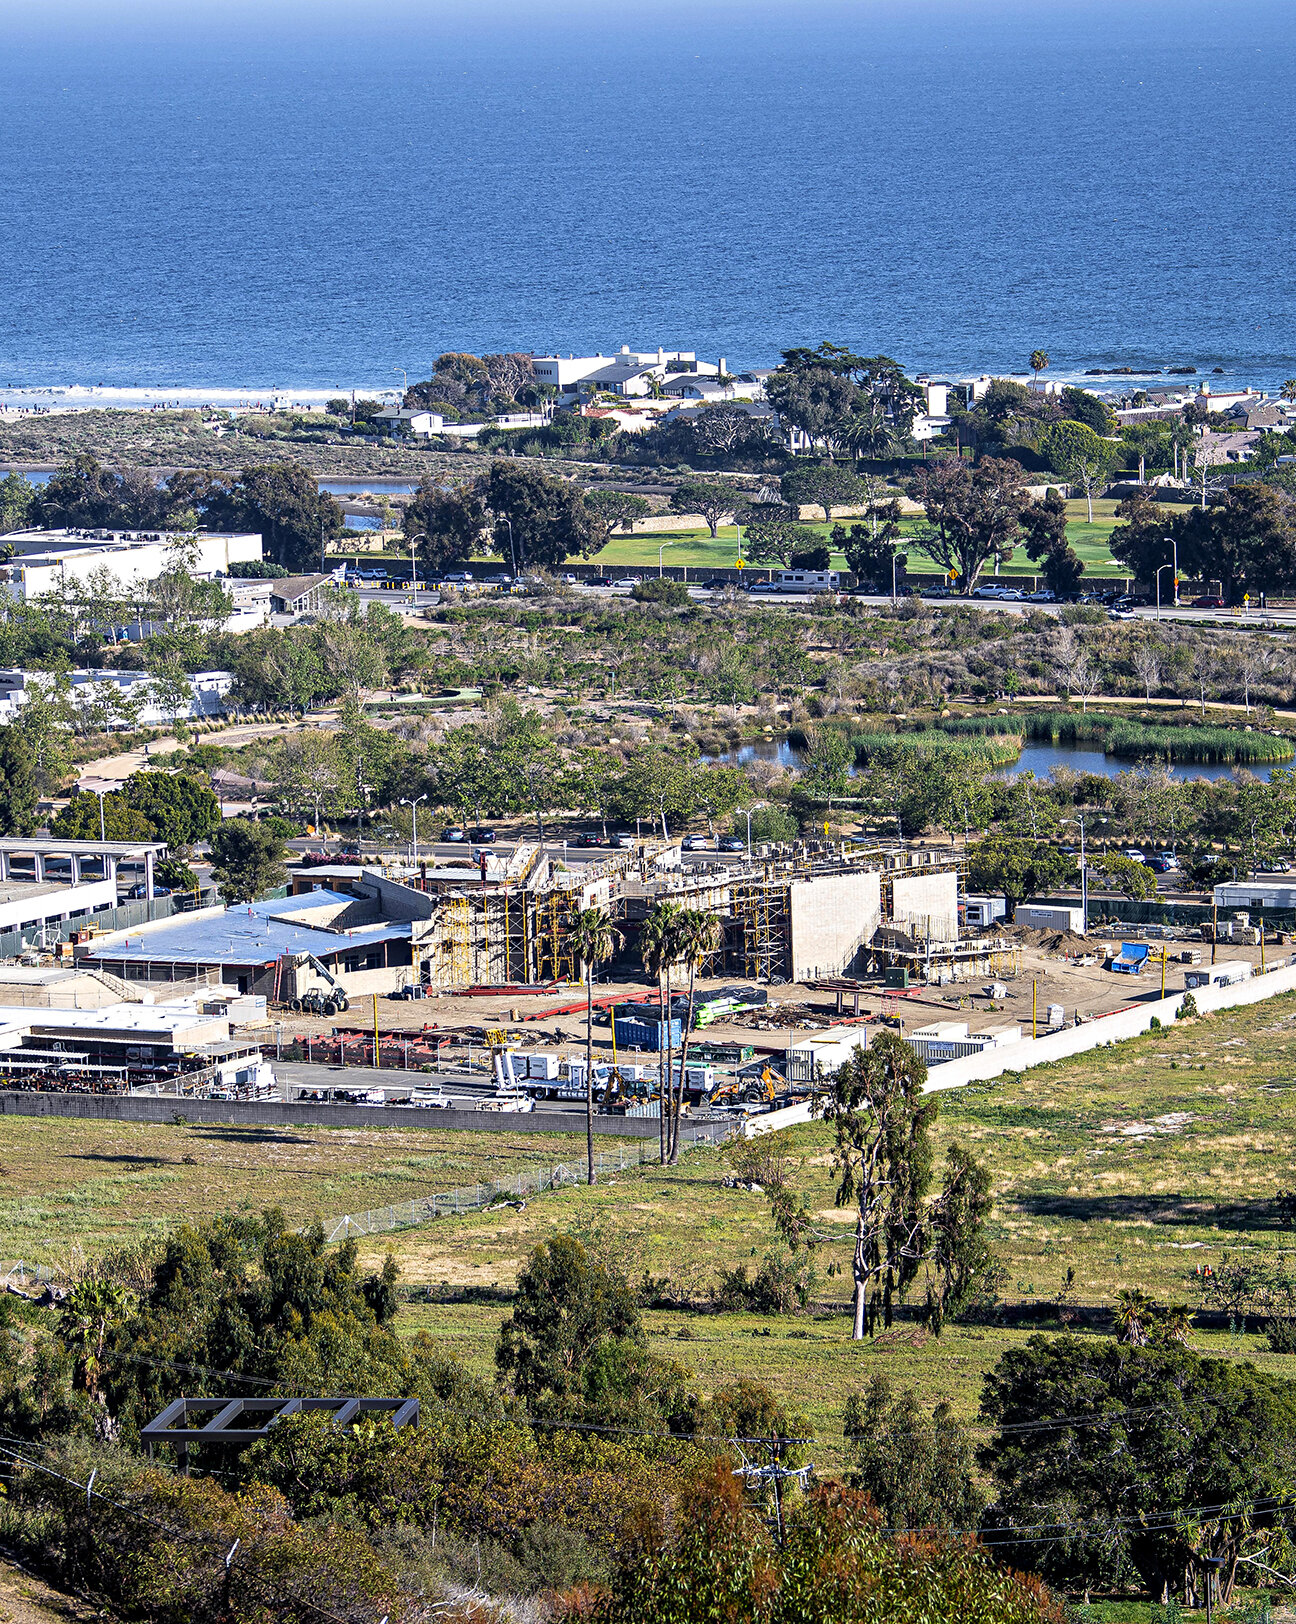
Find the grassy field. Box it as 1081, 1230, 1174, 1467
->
518, 497, 1122, 577
340, 499, 1126, 579
0, 1118, 622, 1265
339, 989, 1296, 1451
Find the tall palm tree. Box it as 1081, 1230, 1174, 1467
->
640, 901, 682, 1164
568, 906, 622, 1184
1282, 379, 1296, 404
837, 399, 896, 460
669, 908, 724, 1162
1030, 350, 1050, 388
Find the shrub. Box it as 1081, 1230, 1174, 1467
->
631, 579, 691, 607
1177, 992, 1199, 1020
1268, 1318, 1296, 1353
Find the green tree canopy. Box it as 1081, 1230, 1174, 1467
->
122, 770, 220, 845
908, 457, 1030, 591
780, 463, 867, 522
967, 835, 1076, 908
486, 461, 599, 566
668, 479, 747, 538
207, 819, 288, 903
495, 1233, 642, 1410
402, 480, 486, 574
980, 1333, 1296, 1604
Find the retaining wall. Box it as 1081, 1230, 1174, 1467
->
921, 960, 1296, 1094
0, 1090, 727, 1142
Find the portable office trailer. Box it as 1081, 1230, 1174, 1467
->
784, 1028, 867, 1083
1184, 959, 1253, 990
1016, 904, 1085, 934
963, 894, 1008, 930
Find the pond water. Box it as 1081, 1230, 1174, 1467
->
704, 737, 1274, 784
319, 479, 418, 496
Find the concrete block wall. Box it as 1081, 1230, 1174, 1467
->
789, 870, 881, 980
890, 870, 960, 940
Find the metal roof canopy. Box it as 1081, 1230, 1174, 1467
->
0, 838, 168, 857
142, 1395, 419, 1456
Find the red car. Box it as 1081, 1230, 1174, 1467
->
1191, 595, 1226, 608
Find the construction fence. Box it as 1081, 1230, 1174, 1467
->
321, 1140, 658, 1243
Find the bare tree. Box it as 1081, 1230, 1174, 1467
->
1187, 644, 1219, 719
1068, 647, 1104, 712
1130, 641, 1164, 702
1237, 638, 1280, 716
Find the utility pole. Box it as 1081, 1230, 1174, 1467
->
732, 1436, 814, 1548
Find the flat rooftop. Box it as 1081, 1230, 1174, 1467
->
0, 838, 167, 857
1, 527, 258, 551
0, 877, 112, 905
82, 891, 411, 966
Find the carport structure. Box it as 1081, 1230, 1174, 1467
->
0, 837, 168, 895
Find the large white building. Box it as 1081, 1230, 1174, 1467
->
531, 348, 720, 400
0, 668, 233, 729
0, 527, 263, 602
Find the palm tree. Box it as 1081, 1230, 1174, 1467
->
837, 399, 896, 460
1283, 379, 1296, 404
640, 901, 682, 1164
1030, 350, 1050, 388
568, 906, 622, 1184
669, 908, 724, 1162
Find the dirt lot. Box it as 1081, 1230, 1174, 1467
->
268, 936, 1271, 1072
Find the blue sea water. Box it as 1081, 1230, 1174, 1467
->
2, 0, 1295, 393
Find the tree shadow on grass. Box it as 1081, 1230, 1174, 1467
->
1011, 1192, 1292, 1232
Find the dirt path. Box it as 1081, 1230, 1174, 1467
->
76, 712, 338, 788
0, 1558, 102, 1623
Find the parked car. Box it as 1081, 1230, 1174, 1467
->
336, 844, 362, 858
443, 571, 473, 585
718, 835, 747, 852
1108, 606, 1137, 620
998, 587, 1027, 601
1026, 588, 1056, 603
682, 834, 710, 851
920, 584, 951, 598
467, 826, 496, 843
745, 581, 781, 593
441, 826, 467, 843
608, 832, 635, 848
1123, 849, 1145, 861
127, 883, 172, 899
611, 576, 641, 589
971, 584, 1009, 599
572, 832, 603, 848
586, 576, 613, 587
1192, 595, 1226, 608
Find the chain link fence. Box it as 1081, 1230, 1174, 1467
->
321, 1140, 656, 1242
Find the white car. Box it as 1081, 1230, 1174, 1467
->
612, 576, 641, 589
971, 584, 1010, 599
682, 835, 710, 851
1027, 588, 1056, 603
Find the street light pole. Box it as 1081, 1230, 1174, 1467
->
406, 531, 426, 599
1155, 563, 1174, 621
658, 539, 679, 578
400, 794, 428, 866
1163, 535, 1178, 604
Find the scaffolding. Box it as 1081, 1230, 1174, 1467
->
441, 897, 473, 988
728, 874, 790, 983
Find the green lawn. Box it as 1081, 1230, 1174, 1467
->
592, 498, 1125, 578
337, 499, 1125, 580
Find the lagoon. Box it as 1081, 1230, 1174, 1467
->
705, 738, 1273, 784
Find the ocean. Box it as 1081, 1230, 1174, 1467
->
2, 0, 1294, 396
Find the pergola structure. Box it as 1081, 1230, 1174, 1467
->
0, 837, 167, 895
141, 1395, 420, 1463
